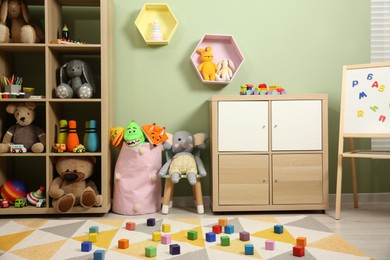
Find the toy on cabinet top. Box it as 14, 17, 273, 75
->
240, 83, 286, 95
197, 46, 218, 81
48, 156, 102, 213
158, 131, 208, 185
0, 102, 46, 153
0, 0, 44, 43
56, 60, 96, 99
216, 59, 235, 82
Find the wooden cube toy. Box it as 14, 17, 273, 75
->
221, 236, 230, 246
187, 230, 198, 240
218, 218, 228, 227
161, 234, 172, 244
81, 241, 92, 252
170, 244, 180, 255
245, 244, 254, 255
89, 226, 99, 234
293, 245, 305, 257
274, 224, 283, 234
239, 231, 250, 241
152, 232, 161, 242
93, 249, 105, 260
265, 240, 275, 250
126, 222, 136, 230
212, 225, 222, 234
145, 246, 157, 257
147, 218, 156, 226
118, 238, 129, 249
162, 224, 171, 232
296, 236, 307, 247
224, 225, 234, 234
89, 232, 98, 242
206, 232, 216, 242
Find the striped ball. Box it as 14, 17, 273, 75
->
1, 180, 28, 204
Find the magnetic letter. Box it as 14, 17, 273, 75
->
367, 73, 373, 80
379, 84, 385, 92
359, 92, 367, 99
357, 110, 364, 117
352, 80, 359, 87
372, 81, 379, 88
370, 106, 379, 112
379, 115, 386, 122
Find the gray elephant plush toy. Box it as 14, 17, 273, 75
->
56, 59, 95, 99
158, 130, 208, 185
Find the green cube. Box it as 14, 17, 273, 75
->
221, 236, 230, 246
145, 246, 157, 257
187, 230, 198, 240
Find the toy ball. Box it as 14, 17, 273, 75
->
1, 179, 28, 204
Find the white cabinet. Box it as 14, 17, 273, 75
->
210, 95, 328, 212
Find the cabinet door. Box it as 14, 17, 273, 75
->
271, 100, 322, 150
218, 101, 268, 151
219, 154, 269, 205
272, 154, 323, 204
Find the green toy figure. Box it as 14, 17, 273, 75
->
124, 121, 145, 148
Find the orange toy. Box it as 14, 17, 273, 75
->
197, 46, 218, 81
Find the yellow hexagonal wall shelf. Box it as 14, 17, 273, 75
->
135, 3, 178, 45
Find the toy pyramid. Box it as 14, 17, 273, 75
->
150, 19, 163, 41
27, 186, 44, 205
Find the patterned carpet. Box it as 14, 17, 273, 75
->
0, 215, 372, 259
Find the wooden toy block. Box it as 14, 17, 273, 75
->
118, 238, 129, 249
244, 244, 254, 255
206, 232, 216, 242
187, 230, 198, 240
81, 241, 92, 252
161, 234, 172, 244
212, 225, 222, 234
89, 232, 98, 242
152, 231, 162, 242
239, 231, 250, 241
93, 249, 105, 260
145, 245, 157, 257
224, 225, 234, 234
220, 236, 230, 246
147, 218, 156, 226
296, 236, 307, 247
162, 224, 171, 232
274, 224, 283, 234
265, 240, 275, 250
293, 245, 305, 257
170, 244, 181, 255
89, 226, 99, 234
218, 218, 228, 227
126, 222, 136, 230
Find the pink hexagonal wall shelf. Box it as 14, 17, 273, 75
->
135, 4, 178, 45
190, 34, 244, 85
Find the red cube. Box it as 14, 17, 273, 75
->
212, 225, 222, 234
293, 245, 305, 257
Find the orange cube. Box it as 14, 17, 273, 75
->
118, 238, 129, 249
296, 237, 307, 247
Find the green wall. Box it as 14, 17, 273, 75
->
114, 0, 375, 196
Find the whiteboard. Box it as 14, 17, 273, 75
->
341, 63, 390, 136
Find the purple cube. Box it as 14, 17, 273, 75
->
239, 231, 250, 241
147, 218, 156, 226
170, 244, 180, 255
205, 232, 216, 242
265, 240, 275, 250
81, 241, 92, 252
161, 234, 172, 245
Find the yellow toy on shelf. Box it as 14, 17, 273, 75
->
197, 46, 218, 81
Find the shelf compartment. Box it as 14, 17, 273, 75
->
135, 3, 178, 45
190, 34, 245, 85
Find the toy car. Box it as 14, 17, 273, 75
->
36, 199, 46, 208
53, 143, 66, 153
10, 144, 27, 153
15, 198, 27, 208
0, 198, 9, 208
73, 144, 86, 153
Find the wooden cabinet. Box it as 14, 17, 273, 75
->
210, 95, 328, 212
0, 0, 114, 214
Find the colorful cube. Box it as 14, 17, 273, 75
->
118, 238, 129, 249
93, 249, 105, 260
245, 244, 254, 255
239, 231, 250, 241
293, 245, 305, 257
126, 222, 135, 231
220, 236, 230, 246
274, 224, 283, 234
224, 225, 234, 234
187, 230, 198, 240
89, 226, 99, 234
206, 232, 216, 242
161, 234, 172, 244
170, 244, 181, 255
81, 241, 92, 252
152, 232, 161, 242
145, 245, 157, 257
296, 236, 307, 247
162, 224, 171, 233
212, 225, 222, 234
89, 232, 98, 242
218, 218, 228, 227
147, 218, 156, 226
265, 240, 275, 250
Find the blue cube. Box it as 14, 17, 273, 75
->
81, 241, 92, 252
206, 232, 216, 242
245, 244, 254, 255
94, 250, 105, 260
170, 244, 181, 255
147, 218, 156, 226
274, 224, 283, 234
224, 225, 234, 234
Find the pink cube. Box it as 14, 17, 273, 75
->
265, 240, 275, 250
161, 234, 172, 245
126, 222, 135, 230
239, 231, 250, 241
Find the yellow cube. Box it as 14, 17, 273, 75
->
162, 224, 171, 233
218, 218, 228, 227
89, 232, 98, 242
152, 232, 161, 242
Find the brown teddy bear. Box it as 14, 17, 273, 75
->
0, 102, 46, 153
49, 156, 102, 213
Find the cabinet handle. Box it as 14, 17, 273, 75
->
262, 125, 266, 129
274, 179, 278, 183
263, 178, 266, 183
273, 124, 278, 128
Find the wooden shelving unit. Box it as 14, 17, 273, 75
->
0, 0, 114, 214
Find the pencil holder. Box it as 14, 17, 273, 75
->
5, 84, 22, 93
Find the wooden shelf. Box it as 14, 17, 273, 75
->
135, 3, 178, 45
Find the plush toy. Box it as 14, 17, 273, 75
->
56, 59, 96, 99
48, 156, 102, 213
158, 131, 208, 185
216, 59, 235, 81
110, 126, 125, 149
0, 102, 45, 153
0, 0, 44, 43
141, 123, 168, 146
197, 46, 218, 81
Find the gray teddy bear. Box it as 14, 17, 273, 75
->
56, 59, 96, 99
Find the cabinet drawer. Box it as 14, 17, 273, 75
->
219, 154, 269, 205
